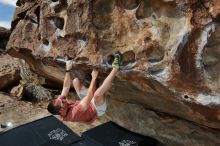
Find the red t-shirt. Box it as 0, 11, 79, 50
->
58, 96, 97, 123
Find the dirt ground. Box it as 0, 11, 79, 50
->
0, 92, 109, 135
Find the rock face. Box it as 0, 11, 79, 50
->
6, 0, 220, 145
0, 55, 20, 90
0, 27, 52, 101
107, 98, 220, 146
10, 59, 54, 102
0, 27, 10, 52
0, 27, 20, 90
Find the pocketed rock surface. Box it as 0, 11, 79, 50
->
5, 0, 220, 145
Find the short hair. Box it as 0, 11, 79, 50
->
47, 100, 61, 115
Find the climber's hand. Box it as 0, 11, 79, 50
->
66, 60, 73, 71
91, 70, 98, 79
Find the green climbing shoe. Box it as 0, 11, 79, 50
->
112, 51, 122, 69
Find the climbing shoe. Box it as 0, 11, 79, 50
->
112, 51, 122, 69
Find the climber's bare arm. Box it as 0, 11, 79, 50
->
60, 61, 73, 97
80, 70, 98, 110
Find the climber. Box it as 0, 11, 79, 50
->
47, 51, 122, 123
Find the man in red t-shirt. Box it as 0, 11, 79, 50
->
47, 52, 122, 123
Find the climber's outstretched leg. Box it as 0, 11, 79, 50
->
93, 68, 118, 105
93, 51, 122, 106
75, 51, 122, 116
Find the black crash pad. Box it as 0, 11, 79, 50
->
82, 121, 158, 146
70, 137, 103, 146
0, 116, 158, 146
0, 116, 81, 146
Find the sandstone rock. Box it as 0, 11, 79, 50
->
6, 0, 220, 145
0, 27, 20, 90
23, 83, 54, 102
0, 27, 10, 52
10, 84, 24, 98
12, 60, 54, 102
208, 0, 220, 18
107, 98, 220, 146
0, 55, 20, 90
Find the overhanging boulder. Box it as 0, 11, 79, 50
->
6, 0, 220, 144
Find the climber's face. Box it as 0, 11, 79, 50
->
53, 98, 63, 108
52, 98, 68, 116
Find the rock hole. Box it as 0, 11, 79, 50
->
150, 68, 164, 75
34, 6, 40, 25
92, 0, 114, 30
60, 0, 67, 5
54, 0, 67, 13
214, 13, 220, 23
151, 13, 157, 19
78, 3, 84, 17
54, 6, 62, 13
11, 5, 27, 30
11, 10, 27, 30
122, 51, 136, 65
16, 0, 21, 7
136, 1, 182, 19
144, 37, 151, 44
107, 54, 114, 65
38, 34, 41, 40
148, 58, 163, 63
75, 57, 89, 62
184, 95, 190, 99
136, 1, 152, 19
52, 0, 59, 2
49, 16, 64, 30
116, 0, 140, 10
82, 35, 88, 42
147, 47, 165, 63
42, 38, 49, 46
